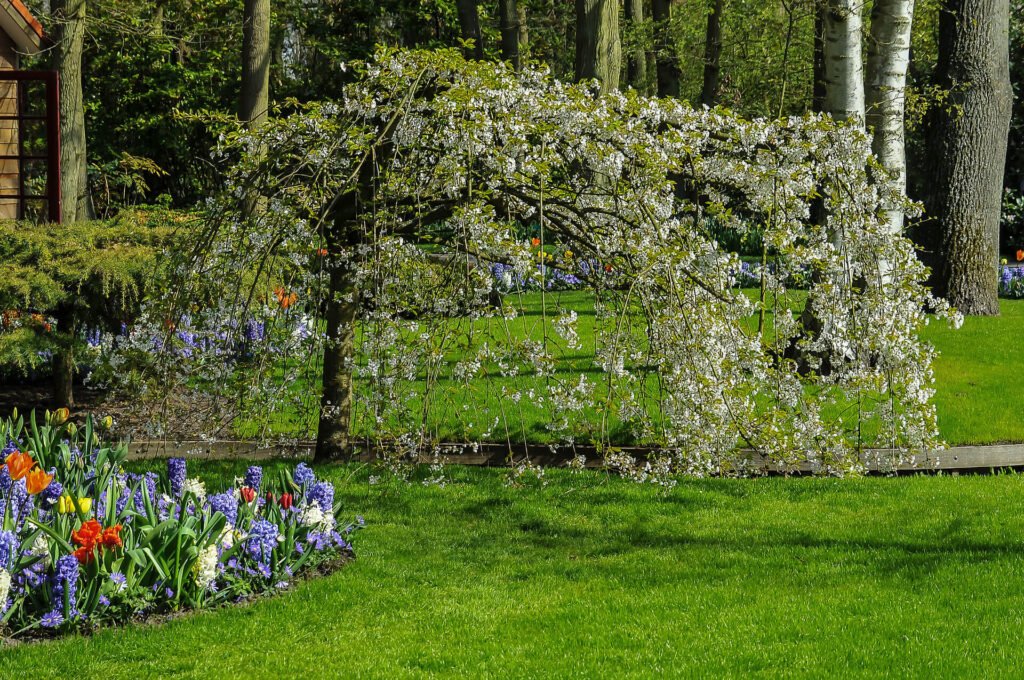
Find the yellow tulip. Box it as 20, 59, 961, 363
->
58, 495, 92, 514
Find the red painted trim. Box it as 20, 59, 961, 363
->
8, 0, 43, 40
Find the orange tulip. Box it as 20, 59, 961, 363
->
531, 238, 541, 248
5, 451, 34, 481
100, 524, 123, 549
1017, 249, 1024, 262
24, 467, 53, 495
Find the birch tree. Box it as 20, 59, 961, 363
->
866, 0, 915, 234
822, 0, 865, 127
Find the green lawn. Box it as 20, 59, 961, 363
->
925, 298, 1024, 445
242, 292, 1024, 447
6, 461, 1024, 677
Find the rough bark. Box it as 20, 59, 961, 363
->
315, 237, 358, 462
651, 0, 681, 97
51, 0, 90, 223
867, 0, 915, 235
624, 0, 648, 91
456, 0, 485, 60
52, 347, 74, 408
813, 6, 826, 113
700, 0, 724, 107
518, 3, 529, 62
822, 0, 865, 128
926, 0, 1013, 315
575, 0, 621, 92
239, 0, 271, 126
500, 0, 521, 69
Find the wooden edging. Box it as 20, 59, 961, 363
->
124, 440, 1024, 475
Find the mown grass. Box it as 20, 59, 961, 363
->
5, 461, 1024, 678
241, 291, 1024, 447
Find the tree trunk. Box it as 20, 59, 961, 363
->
239, 0, 271, 126
575, 0, 621, 92
624, 0, 648, 91
518, 3, 529, 62
866, 0, 915, 235
700, 0, 724, 107
822, 0, 865, 128
456, 0, 485, 60
500, 0, 521, 69
52, 349, 74, 409
51, 0, 90, 223
651, 0, 680, 97
813, 6, 826, 113
315, 246, 358, 462
926, 0, 1013, 315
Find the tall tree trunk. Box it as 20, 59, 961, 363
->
500, 0, 521, 69
700, 0, 724, 107
866, 0, 915, 235
813, 6, 826, 112
651, 0, 680, 97
518, 3, 529, 61
575, 0, 621, 92
822, 0, 866, 127
926, 0, 1013, 315
51, 0, 90, 223
52, 346, 74, 408
239, 0, 271, 126
456, 0, 485, 60
316, 240, 358, 462
624, 0, 648, 91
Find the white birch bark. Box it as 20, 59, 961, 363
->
823, 0, 866, 128
867, 0, 915, 235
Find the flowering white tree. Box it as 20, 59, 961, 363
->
141, 48, 956, 477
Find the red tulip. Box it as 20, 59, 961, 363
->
280, 493, 293, 510
240, 486, 256, 503
265, 491, 275, 505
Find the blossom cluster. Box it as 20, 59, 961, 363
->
0, 413, 360, 638
120, 48, 959, 477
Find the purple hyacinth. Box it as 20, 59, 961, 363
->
168, 458, 187, 497
40, 470, 62, 508
9, 478, 32, 526
0, 530, 18, 570
245, 518, 278, 565
208, 491, 238, 526
50, 554, 79, 620
292, 463, 314, 487
305, 480, 334, 512
0, 466, 10, 495
244, 319, 265, 343
244, 466, 263, 492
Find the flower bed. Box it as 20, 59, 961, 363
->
0, 411, 361, 638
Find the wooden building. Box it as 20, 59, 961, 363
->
0, 1, 43, 219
